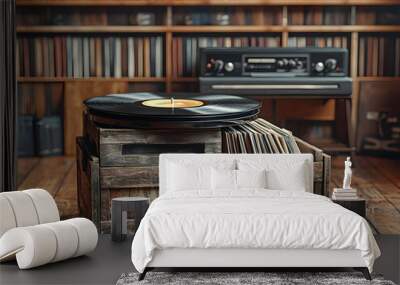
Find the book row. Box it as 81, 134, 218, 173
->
289, 7, 351, 26
173, 7, 281, 26
287, 36, 348, 48
16, 7, 164, 26
358, 36, 400, 77
223, 118, 300, 154
17, 6, 400, 27
172, 36, 281, 77
356, 7, 400, 25
17, 36, 164, 78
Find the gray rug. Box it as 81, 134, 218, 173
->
116, 271, 396, 285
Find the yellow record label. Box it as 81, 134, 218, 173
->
142, 99, 204, 108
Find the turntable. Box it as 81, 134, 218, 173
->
84, 93, 260, 129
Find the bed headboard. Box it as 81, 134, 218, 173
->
159, 153, 314, 195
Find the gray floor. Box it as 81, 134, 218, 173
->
1, 235, 399, 285
0, 235, 134, 285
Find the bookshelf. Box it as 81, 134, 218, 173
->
16, 0, 400, 156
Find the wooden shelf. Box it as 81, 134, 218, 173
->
17, 77, 166, 82
17, 26, 168, 33
17, 25, 284, 34
356, 77, 400, 82
16, 0, 400, 7
287, 25, 400, 33
17, 25, 400, 34
172, 77, 198, 82
170, 25, 284, 33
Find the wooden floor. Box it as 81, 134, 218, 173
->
17, 155, 400, 234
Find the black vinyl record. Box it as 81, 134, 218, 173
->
84, 93, 260, 129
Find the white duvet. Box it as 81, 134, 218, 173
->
131, 190, 380, 273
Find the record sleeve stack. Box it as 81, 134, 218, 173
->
332, 188, 359, 200
223, 118, 301, 154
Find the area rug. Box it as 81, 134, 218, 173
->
116, 271, 395, 285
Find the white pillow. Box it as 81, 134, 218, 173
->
265, 162, 308, 191
237, 169, 267, 189
167, 163, 211, 191
211, 169, 267, 191
211, 168, 237, 190
237, 156, 312, 192
166, 159, 236, 192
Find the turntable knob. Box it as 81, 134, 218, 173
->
224, 62, 234, 72
325, 58, 337, 71
314, 62, 325, 73
288, 59, 297, 69
213, 59, 224, 73
277, 58, 288, 69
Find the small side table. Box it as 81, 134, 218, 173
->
332, 198, 366, 218
111, 197, 149, 242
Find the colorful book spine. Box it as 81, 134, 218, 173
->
17, 35, 164, 78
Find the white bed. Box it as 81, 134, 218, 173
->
131, 154, 380, 280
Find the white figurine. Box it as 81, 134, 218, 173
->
342, 157, 352, 190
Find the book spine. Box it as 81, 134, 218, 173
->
128, 37, 135, 78
77, 37, 83, 78
83, 37, 90, 78
358, 37, 365, 77
103, 37, 110, 77
144, 37, 150, 77
191, 37, 197, 77
378, 37, 385, 77
137, 37, 143, 77
66, 36, 73, 77
121, 37, 128, 77
48, 37, 55, 77
150, 37, 156, 77
89, 37, 96, 77
42, 37, 49, 77
156, 36, 163, 77
395, 38, 400, 76
54, 37, 63, 77
372, 37, 379, 76
109, 37, 115, 77
114, 37, 121, 78
95, 37, 103, 77
34, 37, 43, 77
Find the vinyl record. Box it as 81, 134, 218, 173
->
84, 93, 260, 129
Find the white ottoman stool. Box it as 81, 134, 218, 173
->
0, 189, 98, 269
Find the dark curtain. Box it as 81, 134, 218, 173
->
0, 0, 17, 192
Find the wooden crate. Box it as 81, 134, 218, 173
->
78, 113, 222, 232
295, 137, 331, 197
